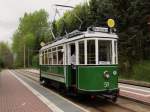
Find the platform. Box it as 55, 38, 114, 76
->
0, 70, 88, 112
0, 70, 51, 112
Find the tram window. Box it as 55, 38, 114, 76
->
39, 52, 42, 65
48, 49, 51, 52
42, 51, 44, 65
58, 50, 63, 64
58, 46, 63, 50
52, 47, 56, 51
48, 49, 52, 64
57, 46, 63, 65
79, 41, 85, 64
48, 53, 52, 64
87, 40, 95, 64
114, 41, 117, 64
45, 50, 48, 64
53, 52, 57, 64
98, 40, 112, 64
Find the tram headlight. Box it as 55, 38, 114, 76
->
104, 71, 110, 79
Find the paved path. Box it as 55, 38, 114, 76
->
0, 70, 51, 112
13, 70, 89, 112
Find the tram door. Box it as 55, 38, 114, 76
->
69, 43, 77, 86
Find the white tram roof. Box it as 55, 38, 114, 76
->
40, 31, 118, 51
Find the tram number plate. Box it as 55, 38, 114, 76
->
104, 82, 109, 88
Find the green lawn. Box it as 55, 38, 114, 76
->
120, 60, 150, 83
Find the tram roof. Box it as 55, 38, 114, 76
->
40, 31, 118, 51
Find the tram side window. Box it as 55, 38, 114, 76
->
114, 41, 117, 64
52, 52, 57, 64
40, 52, 42, 65
45, 50, 48, 64
87, 40, 95, 64
48, 53, 52, 64
52, 47, 57, 64
79, 41, 85, 64
48, 49, 52, 64
58, 46, 63, 65
98, 40, 112, 64
42, 52, 44, 65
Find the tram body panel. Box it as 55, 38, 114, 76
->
40, 65, 65, 83
77, 65, 118, 92
40, 65, 73, 87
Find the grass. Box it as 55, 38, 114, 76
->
120, 60, 150, 83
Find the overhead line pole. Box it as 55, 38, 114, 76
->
55, 4, 74, 8
54, 4, 83, 30
24, 44, 26, 68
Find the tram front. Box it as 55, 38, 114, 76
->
76, 30, 119, 101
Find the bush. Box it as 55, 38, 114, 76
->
120, 60, 150, 83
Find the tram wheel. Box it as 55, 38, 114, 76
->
112, 96, 118, 102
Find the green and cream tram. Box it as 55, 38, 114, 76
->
39, 27, 119, 101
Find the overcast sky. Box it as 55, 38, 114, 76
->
0, 0, 86, 43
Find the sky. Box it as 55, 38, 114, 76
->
0, 0, 86, 43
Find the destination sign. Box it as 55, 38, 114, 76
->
92, 27, 109, 33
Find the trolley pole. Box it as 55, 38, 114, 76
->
24, 44, 26, 68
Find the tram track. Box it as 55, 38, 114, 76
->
12, 69, 150, 112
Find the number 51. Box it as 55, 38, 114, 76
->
104, 82, 109, 88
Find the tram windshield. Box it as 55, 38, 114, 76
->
98, 40, 112, 64
77, 39, 117, 65
87, 40, 96, 64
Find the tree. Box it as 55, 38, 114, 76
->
12, 9, 51, 67
110, 0, 150, 68
0, 42, 13, 68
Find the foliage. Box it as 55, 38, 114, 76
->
0, 42, 13, 68
32, 55, 39, 68
12, 9, 52, 67
120, 61, 150, 82
88, 0, 115, 26
111, 0, 150, 67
